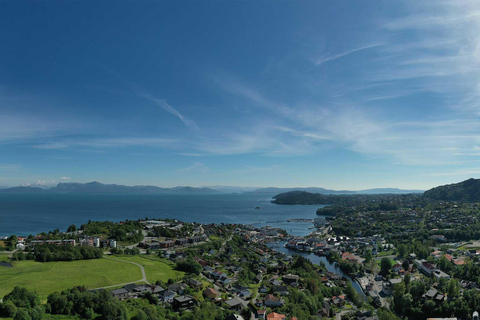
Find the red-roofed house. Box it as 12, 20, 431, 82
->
267, 312, 286, 320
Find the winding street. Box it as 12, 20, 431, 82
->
92, 256, 149, 290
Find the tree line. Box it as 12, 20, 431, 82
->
12, 244, 103, 262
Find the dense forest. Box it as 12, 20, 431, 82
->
424, 178, 480, 201
81, 220, 144, 244
273, 178, 480, 207
272, 190, 420, 206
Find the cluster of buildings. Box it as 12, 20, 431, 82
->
139, 235, 205, 250
13, 235, 118, 249
77, 236, 117, 248
110, 283, 195, 310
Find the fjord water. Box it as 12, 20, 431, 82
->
0, 193, 323, 237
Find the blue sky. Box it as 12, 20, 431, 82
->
2, 1, 480, 190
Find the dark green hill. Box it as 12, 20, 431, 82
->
272, 191, 332, 205
423, 178, 480, 201
272, 190, 418, 206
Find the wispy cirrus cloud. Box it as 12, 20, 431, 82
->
76, 138, 176, 148
0, 164, 21, 172
34, 137, 176, 149
314, 43, 384, 66
136, 91, 199, 131
0, 113, 79, 143
177, 162, 210, 173
230, 164, 283, 175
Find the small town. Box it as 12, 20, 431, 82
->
4, 184, 480, 320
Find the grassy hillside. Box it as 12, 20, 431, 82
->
110, 255, 184, 283
0, 258, 142, 299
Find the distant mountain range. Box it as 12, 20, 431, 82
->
0, 182, 219, 194
0, 182, 425, 195
245, 187, 424, 195
203, 186, 258, 194
6, 179, 480, 201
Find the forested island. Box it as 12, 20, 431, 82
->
272, 178, 480, 211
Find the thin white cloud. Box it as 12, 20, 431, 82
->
178, 153, 206, 157
0, 164, 21, 172
59, 176, 71, 180
76, 138, 176, 148
230, 164, 283, 175
0, 113, 78, 142
136, 91, 199, 131
276, 127, 330, 140
427, 170, 480, 177
213, 75, 293, 116
315, 43, 384, 66
34, 142, 70, 149
34, 137, 176, 149
177, 162, 210, 173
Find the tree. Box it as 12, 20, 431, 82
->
47, 292, 68, 314
397, 244, 407, 257
176, 259, 202, 275
404, 273, 411, 286
6, 235, 18, 250
0, 300, 17, 318
13, 309, 31, 320
344, 282, 362, 307
67, 225, 77, 233
377, 309, 400, 320
393, 281, 406, 313
29, 306, 43, 320
306, 278, 319, 294
99, 301, 127, 320
4, 287, 41, 309
132, 310, 148, 320
364, 250, 372, 263
84, 308, 94, 320
380, 258, 392, 276
400, 293, 413, 314
447, 278, 460, 299
438, 255, 452, 272
143, 292, 158, 305
402, 260, 409, 271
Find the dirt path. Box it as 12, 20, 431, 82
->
92, 256, 149, 290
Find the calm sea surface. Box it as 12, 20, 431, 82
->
0, 193, 324, 237
0, 193, 365, 295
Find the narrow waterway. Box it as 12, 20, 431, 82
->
268, 244, 366, 298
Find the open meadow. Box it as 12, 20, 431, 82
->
109, 254, 184, 283
0, 257, 142, 299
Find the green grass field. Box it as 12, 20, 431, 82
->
110, 255, 184, 283
0, 258, 142, 299
0, 254, 11, 262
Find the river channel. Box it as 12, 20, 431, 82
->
267, 244, 366, 298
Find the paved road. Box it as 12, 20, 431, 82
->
92, 257, 149, 290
